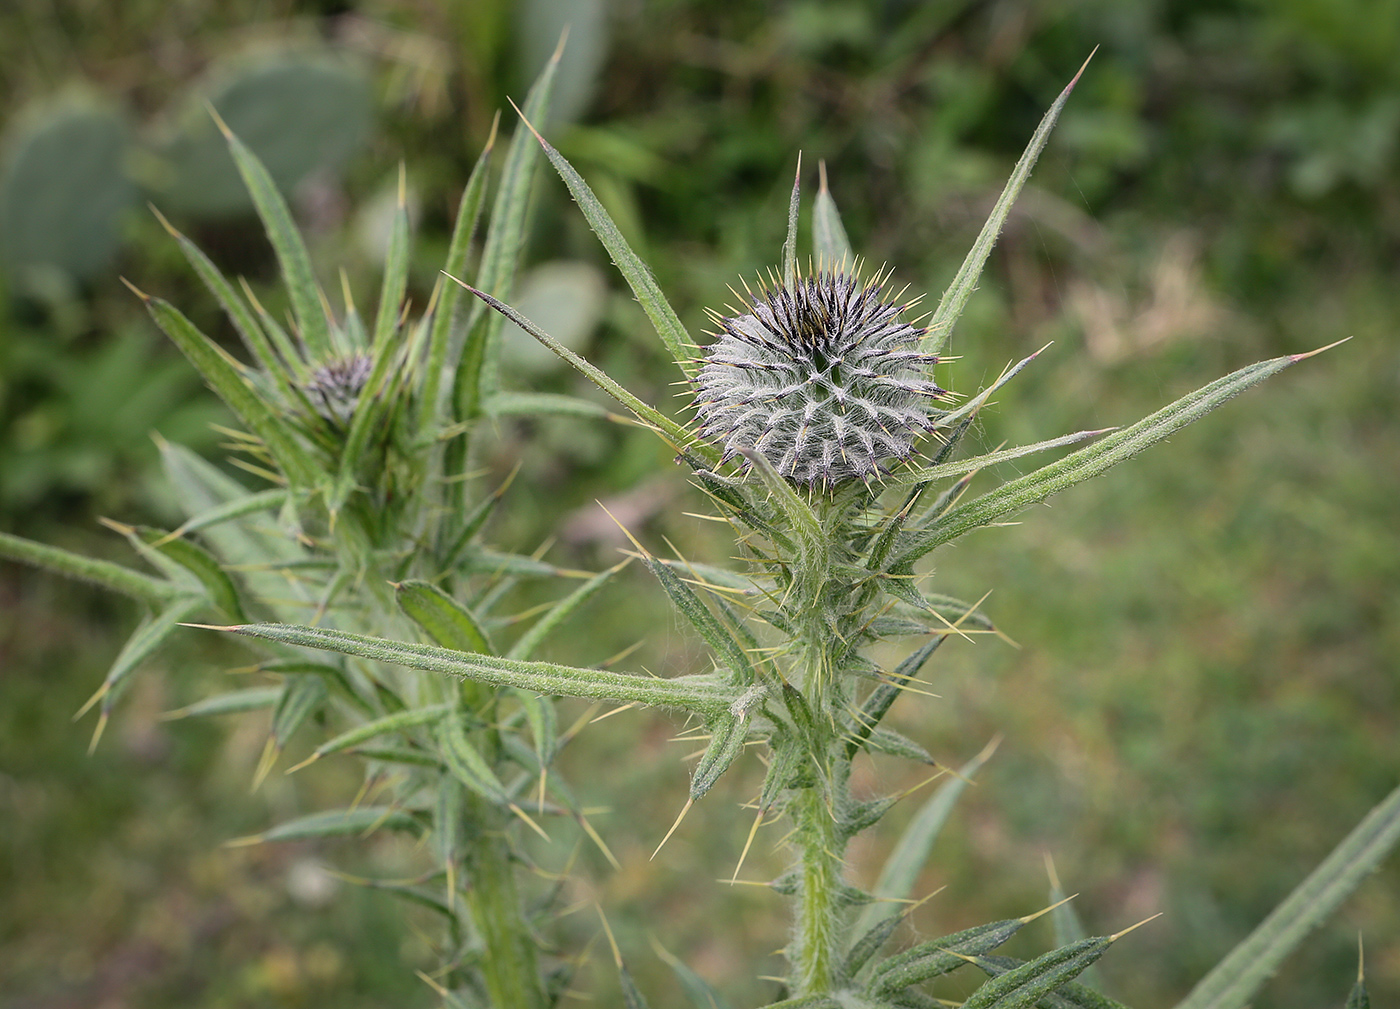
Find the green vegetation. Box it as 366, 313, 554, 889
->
2, 2, 1396, 1007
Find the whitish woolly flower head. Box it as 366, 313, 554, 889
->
304, 353, 373, 426
692, 270, 946, 485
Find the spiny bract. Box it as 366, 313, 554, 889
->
692, 270, 946, 485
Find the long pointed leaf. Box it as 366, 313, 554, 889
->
459, 44, 563, 414
507, 559, 627, 661
868, 916, 1032, 997
963, 936, 1112, 1009
813, 162, 853, 270
456, 281, 718, 463
782, 155, 801, 288
244, 806, 422, 843
520, 112, 698, 382
421, 117, 497, 427
212, 112, 331, 359
213, 623, 740, 714
167, 488, 287, 538
0, 531, 176, 606
925, 53, 1092, 355
888, 428, 1112, 488
484, 390, 612, 420
852, 737, 1000, 945
151, 206, 308, 396
371, 167, 411, 352
739, 450, 827, 588
1174, 781, 1400, 1009
638, 549, 753, 682
137, 292, 323, 487
892, 351, 1316, 570
95, 597, 206, 718
271, 673, 328, 750
134, 526, 248, 622
307, 704, 451, 762
165, 686, 283, 719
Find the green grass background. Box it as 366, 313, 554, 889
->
2, 1, 1397, 1006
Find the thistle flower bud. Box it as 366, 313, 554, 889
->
303, 353, 372, 426
693, 271, 945, 485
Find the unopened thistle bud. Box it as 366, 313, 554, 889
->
692, 271, 946, 485
304, 353, 373, 426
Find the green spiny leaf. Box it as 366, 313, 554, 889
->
303, 704, 451, 764
738, 449, 828, 589
133, 526, 248, 622
971, 956, 1131, 1009
887, 428, 1112, 488
852, 737, 1000, 945
271, 673, 328, 750
846, 636, 945, 759
759, 732, 805, 813
371, 167, 411, 352
924, 53, 1092, 356
868, 916, 1030, 997
396, 579, 494, 654
152, 206, 309, 395
690, 708, 750, 801
165, 488, 287, 539
438, 712, 508, 805
460, 44, 562, 414
421, 117, 496, 427
841, 906, 909, 983
893, 351, 1321, 570
92, 596, 205, 720
962, 936, 1112, 1009
484, 390, 613, 419
862, 726, 936, 765
457, 281, 717, 463
511, 688, 558, 768
138, 293, 324, 488
523, 110, 698, 383
213, 112, 331, 359
507, 559, 628, 661
0, 531, 177, 606
163, 686, 283, 719
1174, 781, 1400, 1009
241, 805, 423, 843
813, 162, 853, 271
216, 622, 740, 715
637, 548, 753, 683
782, 155, 801, 289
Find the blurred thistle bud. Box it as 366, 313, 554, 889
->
692, 270, 946, 486
304, 353, 372, 426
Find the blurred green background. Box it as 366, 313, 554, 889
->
2, 1, 1397, 1006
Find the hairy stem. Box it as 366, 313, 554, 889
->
787, 496, 857, 995
791, 777, 847, 995
461, 793, 548, 1009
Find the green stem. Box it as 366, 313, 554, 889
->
791, 779, 847, 995
787, 493, 859, 996
460, 793, 548, 1009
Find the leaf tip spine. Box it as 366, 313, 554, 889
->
1110, 911, 1164, 942
118, 276, 151, 302
1291, 336, 1352, 362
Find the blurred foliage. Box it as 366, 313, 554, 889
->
1, 0, 1397, 1007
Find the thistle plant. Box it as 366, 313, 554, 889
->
0, 44, 637, 1008
4, 45, 1398, 1007
191, 57, 1400, 1008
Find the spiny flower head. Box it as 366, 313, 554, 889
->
304, 352, 373, 426
692, 269, 946, 486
